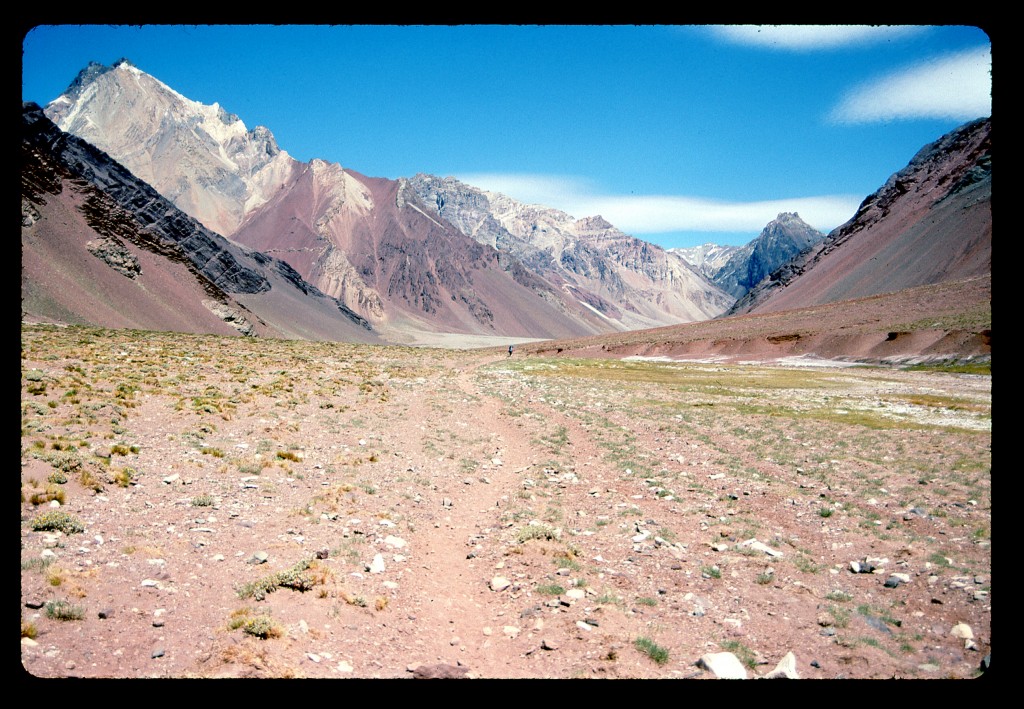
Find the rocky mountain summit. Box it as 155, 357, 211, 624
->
669, 243, 739, 280
45, 59, 298, 240
709, 212, 825, 300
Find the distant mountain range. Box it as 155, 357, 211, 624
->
23, 58, 991, 351
35, 59, 734, 342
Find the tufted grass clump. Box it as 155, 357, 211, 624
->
28, 484, 66, 506
720, 640, 758, 669
191, 494, 215, 507
227, 608, 283, 639
31, 510, 85, 535
516, 522, 560, 543
45, 599, 85, 621
237, 558, 331, 600
634, 636, 670, 665
113, 467, 136, 488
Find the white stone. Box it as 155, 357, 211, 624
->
698, 652, 748, 679
367, 554, 385, 574
763, 651, 799, 679
951, 623, 974, 640
384, 535, 406, 548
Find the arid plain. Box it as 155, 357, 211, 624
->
20, 308, 991, 679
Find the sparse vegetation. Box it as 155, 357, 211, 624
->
45, 599, 85, 621
237, 558, 331, 601
30, 510, 85, 534
516, 522, 560, 543
634, 636, 670, 665
18, 323, 991, 679
719, 640, 757, 669
228, 608, 284, 639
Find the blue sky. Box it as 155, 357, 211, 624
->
21, 24, 991, 249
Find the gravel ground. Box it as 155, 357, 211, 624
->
20, 323, 991, 679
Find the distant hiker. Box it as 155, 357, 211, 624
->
508, 345, 514, 357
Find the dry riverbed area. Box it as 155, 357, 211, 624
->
20, 323, 991, 679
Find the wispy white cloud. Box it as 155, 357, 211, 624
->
709, 25, 926, 51
454, 173, 597, 209
829, 46, 992, 123
456, 172, 862, 237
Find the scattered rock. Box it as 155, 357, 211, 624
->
697, 652, 748, 679
951, 623, 974, 640
850, 559, 876, 574
367, 554, 386, 574
412, 663, 469, 679
762, 652, 799, 679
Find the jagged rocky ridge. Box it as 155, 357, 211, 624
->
729, 117, 992, 316
21, 102, 377, 341
669, 243, 740, 281
44, 60, 297, 239
405, 174, 733, 330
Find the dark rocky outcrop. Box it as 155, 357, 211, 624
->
23, 102, 269, 296
21, 102, 377, 340
711, 212, 825, 300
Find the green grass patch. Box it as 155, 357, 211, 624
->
634, 636, 670, 665
719, 640, 758, 669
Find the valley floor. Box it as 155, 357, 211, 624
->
21, 324, 991, 680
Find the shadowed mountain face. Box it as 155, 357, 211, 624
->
21, 103, 380, 343
710, 212, 825, 300
729, 117, 991, 317
42, 60, 729, 340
